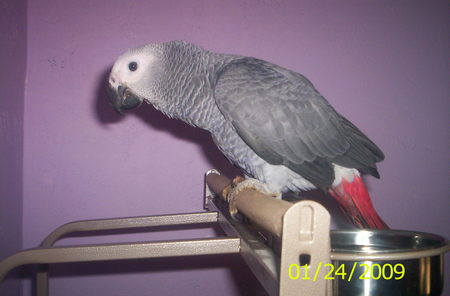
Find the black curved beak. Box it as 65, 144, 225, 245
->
107, 84, 143, 114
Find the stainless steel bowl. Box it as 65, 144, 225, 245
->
330, 230, 449, 296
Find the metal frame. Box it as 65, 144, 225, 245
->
0, 170, 333, 296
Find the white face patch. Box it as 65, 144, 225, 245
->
109, 47, 156, 97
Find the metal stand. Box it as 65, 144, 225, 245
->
0, 170, 332, 296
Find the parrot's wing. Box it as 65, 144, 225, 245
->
214, 58, 383, 189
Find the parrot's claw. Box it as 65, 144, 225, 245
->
222, 176, 282, 218
221, 176, 246, 200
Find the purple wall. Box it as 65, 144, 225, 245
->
16, 0, 450, 295
0, 0, 27, 295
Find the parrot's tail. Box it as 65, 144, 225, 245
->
329, 176, 389, 229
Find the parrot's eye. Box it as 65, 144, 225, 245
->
128, 62, 138, 72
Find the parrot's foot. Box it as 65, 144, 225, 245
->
221, 176, 246, 200
222, 176, 282, 218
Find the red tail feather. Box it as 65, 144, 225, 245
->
329, 176, 389, 229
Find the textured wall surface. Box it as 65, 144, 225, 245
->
0, 0, 27, 295
19, 0, 449, 295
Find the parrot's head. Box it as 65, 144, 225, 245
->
107, 44, 163, 114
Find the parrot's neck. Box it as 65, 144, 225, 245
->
156, 52, 237, 131
176, 97, 225, 131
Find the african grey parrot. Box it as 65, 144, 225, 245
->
107, 40, 388, 229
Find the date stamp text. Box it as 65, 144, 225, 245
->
288, 263, 405, 281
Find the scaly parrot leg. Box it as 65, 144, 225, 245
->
222, 176, 282, 218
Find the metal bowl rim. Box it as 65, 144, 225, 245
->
330, 229, 449, 254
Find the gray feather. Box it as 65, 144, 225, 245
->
213, 57, 383, 189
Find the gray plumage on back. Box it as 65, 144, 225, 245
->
108, 40, 384, 192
